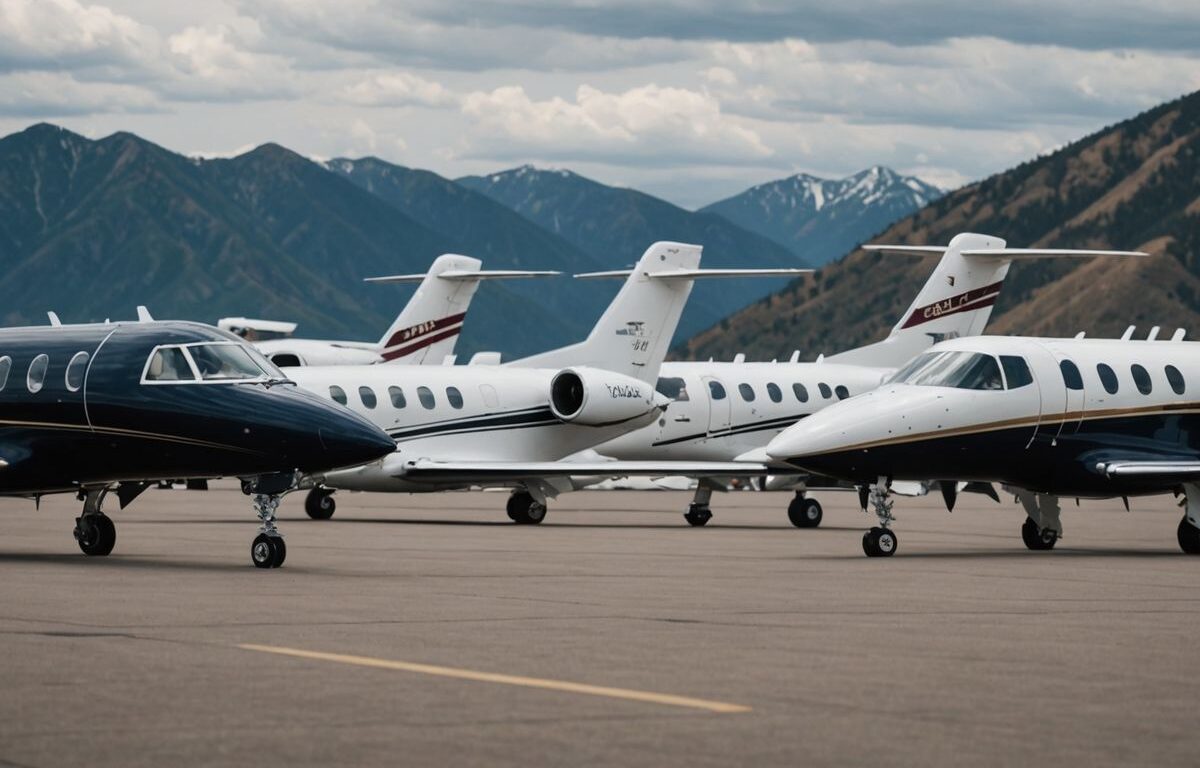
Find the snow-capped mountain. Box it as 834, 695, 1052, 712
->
702, 166, 944, 265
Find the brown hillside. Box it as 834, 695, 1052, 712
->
681, 91, 1200, 360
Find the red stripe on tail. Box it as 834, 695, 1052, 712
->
899, 281, 1004, 329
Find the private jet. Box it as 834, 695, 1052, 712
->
759, 324, 1200, 557
0, 320, 394, 567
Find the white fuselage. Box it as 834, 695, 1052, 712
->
598, 361, 892, 461
287, 365, 661, 492
255, 339, 381, 367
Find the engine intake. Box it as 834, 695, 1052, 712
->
549, 367, 662, 426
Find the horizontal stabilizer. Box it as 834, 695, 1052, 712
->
862, 244, 948, 255
397, 458, 770, 482
365, 269, 561, 283
575, 268, 811, 280
961, 248, 1148, 258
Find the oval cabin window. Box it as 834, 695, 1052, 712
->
793, 383, 809, 403
818, 383, 832, 399
329, 385, 347, 405
388, 386, 406, 408
766, 383, 782, 403
446, 386, 464, 409
1131, 364, 1152, 395
359, 386, 377, 409
0, 356, 12, 391
65, 351, 89, 392
1096, 364, 1119, 395
27, 354, 48, 394
1166, 365, 1185, 396
418, 386, 436, 409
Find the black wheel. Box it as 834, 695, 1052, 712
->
77, 515, 116, 557
507, 492, 546, 524
683, 505, 712, 527
1177, 516, 1200, 554
251, 534, 284, 569
787, 496, 823, 528
862, 527, 896, 557
305, 488, 336, 520
1021, 517, 1057, 550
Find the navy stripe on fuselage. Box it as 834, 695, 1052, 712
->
651, 413, 808, 447
386, 406, 559, 442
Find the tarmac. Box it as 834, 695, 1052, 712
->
1, 483, 1198, 767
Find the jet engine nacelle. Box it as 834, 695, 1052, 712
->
549, 367, 663, 426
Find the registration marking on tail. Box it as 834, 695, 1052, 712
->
237, 643, 750, 714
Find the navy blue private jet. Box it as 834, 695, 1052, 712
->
0, 320, 395, 568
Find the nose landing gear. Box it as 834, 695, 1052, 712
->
861, 478, 897, 557
305, 487, 336, 520
787, 491, 823, 528
243, 472, 295, 568
74, 487, 116, 557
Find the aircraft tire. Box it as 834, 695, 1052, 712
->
305, 488, 336, 520
77, 515, 116, 557
252, 534, 285, 568
1021, 517, 1057, 551
788, 497, 823, 528
862, 527, 896, 557
683, 504, 712, 527
507, 492, 546, 524
1177, 516, 1200, 554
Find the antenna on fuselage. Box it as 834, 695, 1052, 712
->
136, 306, 154, 322
1120, 326, 1136, 340
1147, 326, 1161, 341
47, 311, 61, 327
1074, 331, 1086, 339
1172, 328, 1187, 341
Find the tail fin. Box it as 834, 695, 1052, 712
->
367, 255, 560, 365
827, 232, 1146, 367
507, 241, 702, 383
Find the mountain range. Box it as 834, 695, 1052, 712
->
681, 90, 1200, 361
0, 124, 934, 356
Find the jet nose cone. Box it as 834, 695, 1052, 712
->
317, 419, 396, 470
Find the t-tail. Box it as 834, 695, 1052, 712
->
826, 232, 1146, 368
366, 255, 560, 365
506, 242, 703, 383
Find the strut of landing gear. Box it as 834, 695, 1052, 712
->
1178, 483, 1200, 554
304, 487, 336, 520
861, 478, 897, 557
73, 487, 116, 557
1014, 489, 1062, 551
787, 492, 822, 528
506, 491, 547, 525
683, 485, 713, 527
250, 493, 287, 568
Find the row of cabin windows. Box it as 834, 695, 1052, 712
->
1060, 361, 1185, 397
701, 379, 849, 404
330, 384, 465, 410
0, 352, 90, 394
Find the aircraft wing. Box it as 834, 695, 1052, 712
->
396, 459, 770, 483
1096, 460, 1200, 478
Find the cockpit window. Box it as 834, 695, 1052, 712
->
189, 343, 269, 380
892, 351, 1005, 390
656, 377, 689, 402
1000, 356, 1033, 389
145, 347, 196, 382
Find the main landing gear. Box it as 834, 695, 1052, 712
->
1014, 489, 1061, 551
683, 485, 713, 527
74, 488, 116, 557
243, 473, 294, 568
1177, 483, 1200, 554
305, 487, 336, 520
787, 491, 823, 528
507, 490, 547, 525
861, 478, 898, 557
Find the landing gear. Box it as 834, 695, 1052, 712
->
861, 478, 897, 557
251, 492, 286, 568
1014, 489, 1062, 551
305, 487, 336, 520
684, 504, 712, 527
1178, 483, 1200, 554
1021, 517, 1058, 550
683, 484, 713, 527
74, 488, 116, 557
506, 491, 547, 525
787, 492, 823, 528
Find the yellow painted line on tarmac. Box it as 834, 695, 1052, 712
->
238, 643, 750, 714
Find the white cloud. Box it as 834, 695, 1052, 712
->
0, 0, 159, 73
0, 71, 159, 116
342, 72, 458, 108
165, 23, 298, 100
459, 83, 773, 167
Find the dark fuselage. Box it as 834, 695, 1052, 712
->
0, 322, 394, 494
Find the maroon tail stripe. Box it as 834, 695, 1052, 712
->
383, 312, 467, 349
899, 280, 1004, 329
381, 326, 462, 361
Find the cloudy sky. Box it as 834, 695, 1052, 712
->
1, 0, 1197, 208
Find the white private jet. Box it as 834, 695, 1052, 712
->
221, 254, 559, 367
596, 233, 1143, 527
286, 242, 807, 521
760, 316, 1200, 559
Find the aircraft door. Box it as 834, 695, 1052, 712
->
1024, 342, 1067, 446
702, 375, 732, 439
